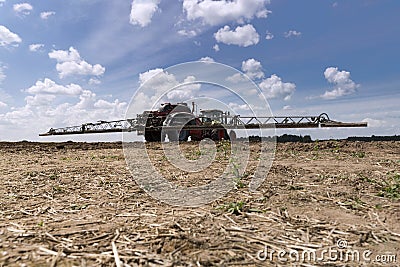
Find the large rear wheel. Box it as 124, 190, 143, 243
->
145, 130, 162, 142
211, 129, 230, 141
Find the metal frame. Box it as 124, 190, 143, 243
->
39, 113, 367, 136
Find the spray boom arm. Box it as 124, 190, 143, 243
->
40, 113, 367, 136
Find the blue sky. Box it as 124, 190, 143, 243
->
0, 0, 399, 141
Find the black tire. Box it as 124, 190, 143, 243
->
210, 129, 230, 141
224, 129, 230, 141
179, 130, 189, 142
167, 130, 179, 142
152, 131, 162, 142
145, 130, 162, 142
211, 129, 219, 141
144, 131, 154, 142
229, 130, 236, 141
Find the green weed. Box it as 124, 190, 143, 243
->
377, 173, 400, 199
219, 201, 245, 215
352, 151, 366, 158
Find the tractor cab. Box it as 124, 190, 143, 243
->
157, 103, 191, 115
200, 109, 227, 124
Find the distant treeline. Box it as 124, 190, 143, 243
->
237, 134, 400, 143
346, 135, 400, 142
237, 134, 312, 143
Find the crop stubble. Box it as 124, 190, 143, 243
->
0, 141, 399, 266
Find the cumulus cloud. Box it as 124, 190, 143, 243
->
284, 30, 302, 38
94, 99, 125, 109
48, 47, 105, 79
214, 24, 259, 47
139, 68, 168, 87
228, 102, 250, 112
321, 67, 360, 99
166, 75, 201, 101
13, 3, 33, 16
49, 47, 80, 62
0, 101, 7, 108
226, 73, 246, 83
130, 0, 161, 27
26, 78, 83, 95
29, 43, 44, 52
25, 94, 56, 106
0, 0, 5, 7
137, 68, 202, 105
183, 0, 270, 26
242, 58, 264, 80
88, 78, 101, 85
213, 44, 220, 52
40, 11, 55, 20
362, 118, 385, 128
226, 58, 264, 83
259, 74, 296, 101
265, 30, 274, 40
199, 56, 215, 63
0, 80, 127, 131
0, 25, 22, 47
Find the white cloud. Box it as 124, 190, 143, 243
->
138, 68, 166, 86
40, 11, 55, 20
48, 47, 105, 79
137, 68, 202, 105
75, 90, 97, 109
130, 0, 161, 27
26, 78, 83, 95
284, 30, 302, 38
362, 118, 385, 128
29, 43, 44, 52
213, 44, 220, 52
265, 30, 274, 40
0, 25, 22, 47
48, 46, 81, 62
199, 56, 215, 63
242, 58, 264, 80
259, 74, 296, 101
0, 64, 5, 83
226, 58, 264, 83
1, 77, 127, 132
226, 73, 246, 83
0, 0, 5, 7
228, 102, 250, 112
89, 78, 101, 85
13, 3, 33, 16
321, 67, 360, 99
183, 0, 271, 26
0, 101, 7, 108
283, 105, 292, 110
94, 99, 125, 109
165, 75, 201, 101
25, 94, 56, 106
214, 24, 259, 47
177, 29, 197, 37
